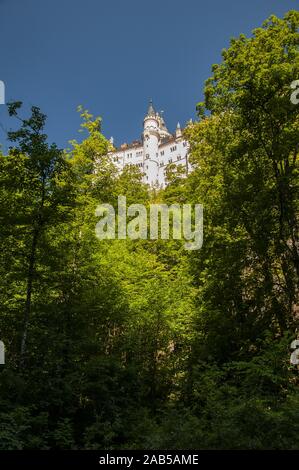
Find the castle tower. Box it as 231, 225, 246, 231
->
175, 122, 182, 139
157, 110, 172, 139
143, 100, 159, 185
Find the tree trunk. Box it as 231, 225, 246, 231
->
20, 176, 46, 367
19, 227, 39, 367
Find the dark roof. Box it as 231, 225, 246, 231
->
114, 141, 142, 152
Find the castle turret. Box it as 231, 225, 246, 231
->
175, 122, 182, 139
143, 100, 159, 185
157, 110, 172, 139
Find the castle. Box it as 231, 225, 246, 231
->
108, 101, 190, 187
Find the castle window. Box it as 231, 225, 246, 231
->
177, 155, 181, 160
160, 150, 164, 156
169, 158, 172, 163
146, 154, 149, 159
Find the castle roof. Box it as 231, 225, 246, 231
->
146, 99, 156, 117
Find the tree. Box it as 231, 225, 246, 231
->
185, 11, 299, 364
1, 103, 75, 366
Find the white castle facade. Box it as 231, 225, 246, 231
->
108, 101, 191, 187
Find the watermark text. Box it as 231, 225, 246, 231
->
95, 196, 203, 250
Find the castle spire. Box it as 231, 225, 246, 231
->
147, 98, 156, 117
175, 121, 182, 138
160, 110, 167, 129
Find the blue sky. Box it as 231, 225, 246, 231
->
0, 0, 297, 150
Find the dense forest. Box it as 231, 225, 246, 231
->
0, 11, 298, 450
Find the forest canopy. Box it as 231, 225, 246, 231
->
0, 10, 298, 450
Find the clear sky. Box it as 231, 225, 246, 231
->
0, 0, 297, 150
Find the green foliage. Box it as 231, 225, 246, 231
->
0, 11, 298, 450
